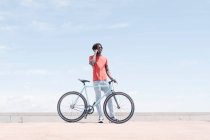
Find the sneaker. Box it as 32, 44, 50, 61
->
98, 118, 104, 123
110, 117, 119, 123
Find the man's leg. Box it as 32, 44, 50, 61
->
93, 81, 103, 121
101, 82, 114, 118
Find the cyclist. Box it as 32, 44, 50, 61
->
89, 43, 117, 123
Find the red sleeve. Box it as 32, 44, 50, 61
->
89, 56, 93, 62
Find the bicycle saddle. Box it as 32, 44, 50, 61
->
78, 79, 90, 84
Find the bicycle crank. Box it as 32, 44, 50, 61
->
86, 105, 94, 114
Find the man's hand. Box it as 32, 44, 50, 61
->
111, 78, 117, 83
89, 50, 98, 66
94, 49, 98, 54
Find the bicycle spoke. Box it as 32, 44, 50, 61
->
71, 108, 84, 112
57, 92, 87, 122
104, 92, 134, 124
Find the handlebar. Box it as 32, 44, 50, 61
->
108, 79, 117, 85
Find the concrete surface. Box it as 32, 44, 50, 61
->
0, 121, 210, 140
0, 112, 210, 123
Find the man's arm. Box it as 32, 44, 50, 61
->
105, 64, 117, 83
89, 50, 98, 66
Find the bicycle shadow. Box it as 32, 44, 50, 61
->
63, 121, 113, 124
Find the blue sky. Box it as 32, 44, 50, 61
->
0, 0, 210, 112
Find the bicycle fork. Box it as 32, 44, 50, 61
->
113, 95, 120, 109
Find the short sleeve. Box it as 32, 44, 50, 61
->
89, 56, 93, 62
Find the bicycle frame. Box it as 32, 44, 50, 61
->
79, 82, 114, 108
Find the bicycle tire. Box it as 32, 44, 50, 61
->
103, 92, 135, 124
57, 91, 87, 122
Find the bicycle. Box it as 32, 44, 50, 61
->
57, 79, 135, 124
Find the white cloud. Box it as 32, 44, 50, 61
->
20, 0, 71, 8
53, 0, 71, 7
25, 69, 51, 76
0, 94, 59, 112
126, 90, 139, 96
61, 22, 130, 31
179, 59, 199, 66
0, 45, 8, 50
20, 0, 36, 7
0, 25, 17, 32
82, 66, 92, 73
108, 23, 130, 29
0, 45, 10, 52
0, 16, 4, 21
32, 20, 55, 31
67, 69, 75, 75
61, 22, 91, 31
61, 21, 73, 29
0, 69, 51, 76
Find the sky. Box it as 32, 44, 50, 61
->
0, 0, 210, 112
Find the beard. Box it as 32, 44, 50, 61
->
97, 51, 102, 55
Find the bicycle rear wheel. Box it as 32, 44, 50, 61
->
57, 91, 87, 122
103, 92, 135, 124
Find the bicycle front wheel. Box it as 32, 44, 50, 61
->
57, 91, 87, 122
104, 92, 135, 124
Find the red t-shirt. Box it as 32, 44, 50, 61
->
89, 55, 108, 81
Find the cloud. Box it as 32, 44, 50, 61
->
15, 20, 129, 34
25, 69, 51, 76
108, 23, 130, 29
127, 90, 139, 96
82, 66, 92, 73
0, 16, 4, 21
0, 45, 10, 52
0, 94, 58, 112
20, 0, 71, 8
0, 45, 8, 50
31, 20, 55, 31
53, 0, 71, 7
0, 25, 17, 32
61, 21, 90, 31
20, 0, 37, 7
179, 59, 199, 66
61, 22, 130, 31
0, 69, 51, 76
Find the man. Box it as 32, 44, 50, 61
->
89, 43, 117, 123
